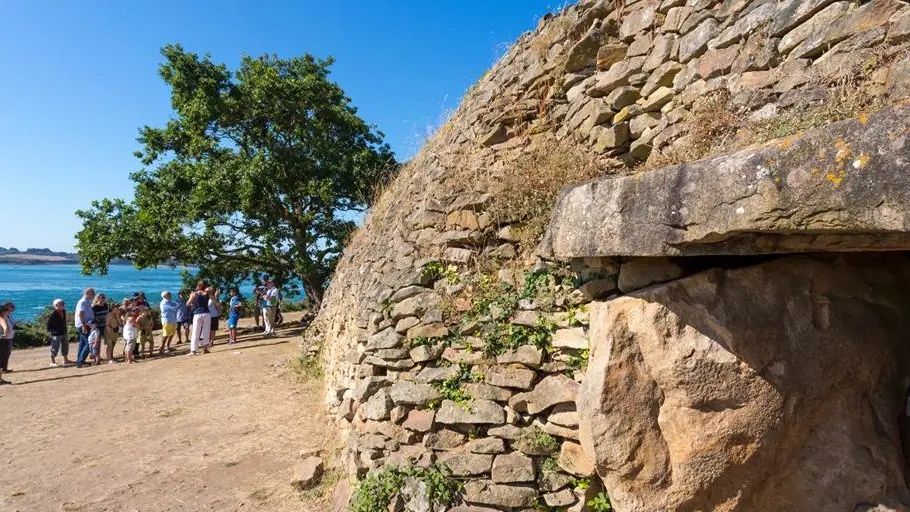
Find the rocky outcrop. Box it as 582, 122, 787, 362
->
541, 104, 910, 259
579, 255, 910, 511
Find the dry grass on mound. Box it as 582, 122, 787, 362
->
488, 139, 603, 250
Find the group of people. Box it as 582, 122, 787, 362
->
0, 279, 284, 385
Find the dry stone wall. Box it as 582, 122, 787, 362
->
309, 0, 910, 510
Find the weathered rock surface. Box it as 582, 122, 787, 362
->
291, 456, 324, 491
541, 105, 910, 258
579, 255, 910, 511
435, 399, 505, 425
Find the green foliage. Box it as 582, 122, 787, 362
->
421, 261, 460, 285
540, 455, 560, 475
12, 306, 76, 348
349, 464, 461, 512
469, 274, 518, 322
565, 348, 590, 373
478, 317, 556, 357
587, 491, 613, 512
431, 362, 483, 406
570, 476, 593, 490
523, 426, 559, 452
75, 44, 396, 306
290, 353, 323, 379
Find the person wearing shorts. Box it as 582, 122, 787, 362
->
159, 291, 178, 355
46, 298, 72, 367
226, 288, 241, 344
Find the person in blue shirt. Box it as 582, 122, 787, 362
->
159, 291, 179, 355
227, 288, 243, 344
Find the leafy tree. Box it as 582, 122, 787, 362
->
76, 44, 395, 305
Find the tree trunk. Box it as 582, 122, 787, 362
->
302, 277, 324, 309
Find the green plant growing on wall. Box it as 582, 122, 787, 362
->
479, 316, 556, 356
432, 362, 483, 406
587, 491, 613, 512
349, 464, 462, 512
421, 261, 461, 285
523, 426, 559, 452
540, 455, 560, 475
571, 476, 593, 490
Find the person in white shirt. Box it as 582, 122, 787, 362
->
262, 280, 280, 337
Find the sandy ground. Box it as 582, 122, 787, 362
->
0, 313, 333, 512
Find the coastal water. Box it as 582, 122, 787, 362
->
0, 264, 189, 321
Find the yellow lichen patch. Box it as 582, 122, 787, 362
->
834, 139, 852, 163
825, 171, 845, 187
777, 137, 794, 149
810, 167, 820, 175
859, 112, 868, 125
853, 153, 870, 169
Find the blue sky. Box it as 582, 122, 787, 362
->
0, 1, 560, 252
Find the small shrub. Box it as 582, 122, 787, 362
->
421, 261, 460, 285
587, 491, 613, 512
540, 455, 560, 475
14, 306, 78, 348
479, 317, 556, 357
348, 464, 461, 512
571, 476, 593, 490
523, 426, 559, 452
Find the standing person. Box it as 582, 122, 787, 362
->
226, 288, 242, 344
74, 288, 96, 368
1, 302, 16, 373
0, 303, 12, 384
91, 293, 109, 363
207, 288, 221, 346
104, 303, 121, 364
137, 306, 154, 358
122, 309, 139, 364
88, 322, 102, 365
175, 291, 189, 345
0, 302, 14, 380
262, 280, 279, 337
187, 282, 211, 355
252, 285, 265, 330
159, 291, 178, 355
47, 299, 72, 367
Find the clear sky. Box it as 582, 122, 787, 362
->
0, 1, 560, 252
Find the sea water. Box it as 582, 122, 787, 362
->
0, 264, 190, 321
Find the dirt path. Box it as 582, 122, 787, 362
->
0, 313, 332, 512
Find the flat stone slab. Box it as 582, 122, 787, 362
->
540, 105, 910, 258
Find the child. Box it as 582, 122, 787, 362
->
123, 309, 139, 364
227, 288, 242, 344
88, 322, 102, 366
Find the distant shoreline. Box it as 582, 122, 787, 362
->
0, 255, 131, 265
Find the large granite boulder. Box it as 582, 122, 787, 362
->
540, 104, 910, 259
578, 254, 910, 511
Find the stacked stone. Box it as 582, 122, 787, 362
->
337, 257, 623, 510
554, 0, 910, 162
